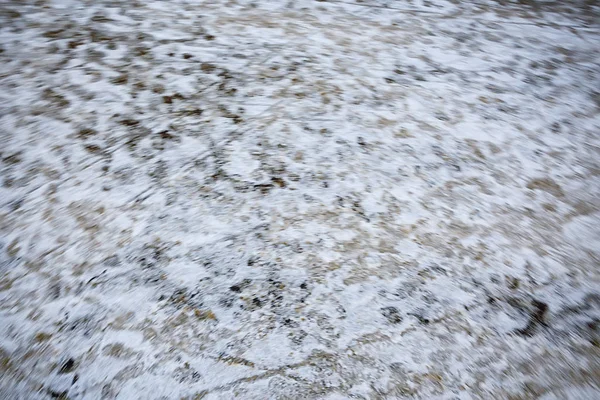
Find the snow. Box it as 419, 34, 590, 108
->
1, 0, 599, 398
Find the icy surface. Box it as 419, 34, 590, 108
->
1, 0, 599, 398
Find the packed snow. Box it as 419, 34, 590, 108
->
1, 0, 599, 398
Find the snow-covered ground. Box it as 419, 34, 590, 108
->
1, 0, 599, 398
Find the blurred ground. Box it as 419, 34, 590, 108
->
1, 0, 599, 399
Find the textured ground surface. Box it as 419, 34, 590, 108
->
1, 0, 600, 399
